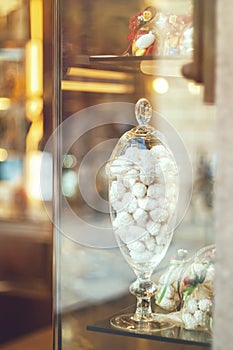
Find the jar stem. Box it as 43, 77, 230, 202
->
129, 276, 156, 321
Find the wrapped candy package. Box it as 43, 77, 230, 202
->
155, 245, 215, 332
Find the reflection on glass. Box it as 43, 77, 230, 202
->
57, 0, 216, 349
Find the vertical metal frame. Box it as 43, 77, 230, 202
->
52, 0, 62, 349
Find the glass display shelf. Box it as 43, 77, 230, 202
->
87, 305, 211, 348
64, 54, 190, 76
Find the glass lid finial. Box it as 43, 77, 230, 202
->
135, 98, 152, 125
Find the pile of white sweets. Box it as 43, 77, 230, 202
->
182, 265, 214, 330
182, 296, 212, 330
109, 144, 178, 264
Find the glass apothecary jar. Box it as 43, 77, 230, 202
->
106, 98, 179, 332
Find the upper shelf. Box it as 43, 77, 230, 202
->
64, 55, 191, 77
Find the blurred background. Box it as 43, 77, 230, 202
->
0, 0, 215, 348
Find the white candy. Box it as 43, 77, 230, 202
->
147, 183, 165, 200
150, 208, 162, 223
160, 157, 177, 174
139, 172, 156, 186
160, 208, 169, 222
126, 195, 138, 214
110, 157, 132, 175
164, 200, 176, 215
137, 197, 149, 211
165, 175, 178, 187
139, 150, 155, 170
115, 225, 146, 244
156, 232, 168, 246
156, 224, 170, 245
198, 299, 212, 312
182, 313, 198, 330
144, 235, 156, 251
109, 181, 125, 202
151, 145, 169, 159
135, 32, 155, 49
130, 249, 154, 263
128, 240, 146, 253
150, 208, 169, 223
146, 221, 161, 236
113, 211, 134, 228
109, 145, 178, 265
121, 192, 133, 209
123, 169, 139, 188
185, 298, 198, 314
111, 200, 125, 211
194, 310, 206, 327
132, 182, 147, 198
165, 184, 178, 200
138, 197, 156, 211
133, 208, 148, 226
124, 147, 140, 163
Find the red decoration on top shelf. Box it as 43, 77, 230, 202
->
122, 5, 193, 57
123, 6, 158, 57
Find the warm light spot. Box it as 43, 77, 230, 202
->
30, 0, 43, 40
26, 40, 43, 97
0, 148, 8, 162
62, 80, 134, 94
0, 98, 11, 110
188, 82, 201, 95
67, 67, 132, 81
152, 78, 169, 94
25, 151, 42, 200
26, 97, 43, 121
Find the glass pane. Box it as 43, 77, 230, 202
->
0, 0, 52, 345
53, 0, 215, 348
